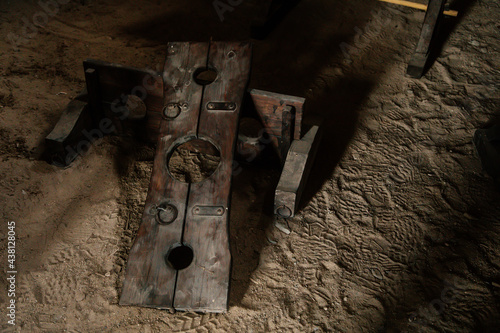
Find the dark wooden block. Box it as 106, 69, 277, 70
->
407, 0, 447, 78
249, 89, 304, 161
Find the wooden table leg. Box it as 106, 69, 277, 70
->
407, 0, 447, 78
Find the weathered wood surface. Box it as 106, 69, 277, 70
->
249, 89, 304, 161
120, 42, 208, 310
274, 125, 321, 218
120, 41, 252, 312
407, 0, 446, 78
175, 42, 252, 312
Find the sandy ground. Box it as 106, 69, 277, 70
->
1, 0, 499, 332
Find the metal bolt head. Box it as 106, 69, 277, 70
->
207, 103, 215, 110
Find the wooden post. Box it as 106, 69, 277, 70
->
407, 0, 447, 78
275, 125, 321, 218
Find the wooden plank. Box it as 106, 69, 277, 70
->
249, 89, 304, 161
406, 0, 447, 78
119, 42, 209, 309
275, 125, 321, 218
175, 41, 252, 312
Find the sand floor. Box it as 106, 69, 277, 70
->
0, 0, 499, 332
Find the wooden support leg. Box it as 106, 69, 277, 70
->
407, 0, 447, 78
82, 59, 163, 142
44, 92, 91, 167
280, 105, 294, 163
84, 67, 103, 126
274, 125, 321, 218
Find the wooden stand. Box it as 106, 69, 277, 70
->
44, 41, 321, 313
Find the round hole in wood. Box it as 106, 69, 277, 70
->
166, 244, 194, 270
193, 67, 217, 85
167, 138, 221, 183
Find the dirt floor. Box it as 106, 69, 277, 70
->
1, 0, 500, 332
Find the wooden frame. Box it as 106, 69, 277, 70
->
44, 40, 322, 313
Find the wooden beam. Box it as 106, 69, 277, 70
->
378, 0, 458, 17
175, 41, 252, 312
120, 42, 209, 311
120, 41, 252, 313
249, 89, 305, 162
406, 0, 447, 78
